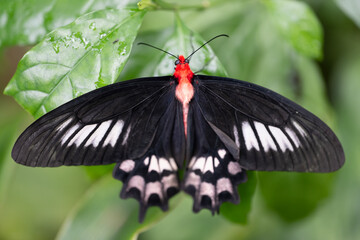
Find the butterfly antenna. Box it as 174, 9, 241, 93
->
185, 34, 229, 62
138, 42, 178, 59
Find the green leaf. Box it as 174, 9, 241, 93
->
56, 175, 178, 240
0, 0, 138, 48
4, 8, 145, 118
0, 0, 54, 47
335, 0, 360, 28
266, 0, 323, 59
44, 0, 138, 32
220, 171, 257, 224
152, 15, 227, 77
258, 172, 334, 222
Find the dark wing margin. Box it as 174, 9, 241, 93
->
11, 77, 180, 167
193, 75, 345, 173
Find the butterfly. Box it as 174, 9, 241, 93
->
11, 35, 345, 222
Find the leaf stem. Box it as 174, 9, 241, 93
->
138, 0, 212, 11
157, 0, 210, 10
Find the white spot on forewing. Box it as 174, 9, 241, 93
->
144, 157, 149, 166
61, 123, 81, 145
169, 158, 178, 170
103, 120, 124, 147
162, 174, 179, 190
185, 172, 201, 187
145, 182, 163, 202
218, 149, 226, 159
85, 120, 112, 147
192, 157, 206, 171
56, 118, 72, 132
233, 125, 240, 148
119, 159, 135, 172
121, 124, 131, 145
254, 121, 277, 152
199, 182, 215, 207
285, 127, 301, 147
214, 157, 220, 168
159, 158, 172, 172
292, 120, 307, 137
68, 124, 97, 147
216, 178, 233, 194
127, 175, 145, 196
148, 155, 160, 173
203, 156, 214, 173
242, 121, 260, 151
227, 161, 242, 175
269, 126, 294, 152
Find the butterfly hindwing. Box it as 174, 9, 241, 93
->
193, 75, 345, 173
183, 103, 247, 213
113, 95, 185, 221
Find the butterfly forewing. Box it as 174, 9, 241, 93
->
193, 75, 345, 173
12, 77, 182, 167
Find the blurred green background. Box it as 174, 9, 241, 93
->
1, 0, 360, 239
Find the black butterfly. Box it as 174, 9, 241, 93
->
11, 35, 345, 222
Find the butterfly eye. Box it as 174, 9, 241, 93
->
175, 59, 180, 65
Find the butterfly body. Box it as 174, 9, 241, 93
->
174, 55, 194, 137
12, 45, 345, 222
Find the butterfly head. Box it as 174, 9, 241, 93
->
138, 34, 229, 78
173, 55, 193, 82
175, 55, 189, 65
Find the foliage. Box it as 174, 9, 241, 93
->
0, 0, 359, 239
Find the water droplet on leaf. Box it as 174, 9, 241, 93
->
117, 41, 128, 56
89, 22, 96, 30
